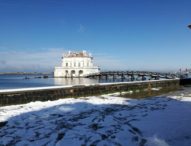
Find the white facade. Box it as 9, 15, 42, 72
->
54, 51, 100, 77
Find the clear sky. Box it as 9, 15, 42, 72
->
0, 0, 191, 72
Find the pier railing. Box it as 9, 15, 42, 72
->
85, 71, 177, 81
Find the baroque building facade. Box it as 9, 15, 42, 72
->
54, 51, 100, 77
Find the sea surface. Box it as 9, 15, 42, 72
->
0, 74, 131, 90
1, 73, 173, 90
0, 74, 95, 89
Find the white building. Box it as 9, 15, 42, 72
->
54, 51, 100, 77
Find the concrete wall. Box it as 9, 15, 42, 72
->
0, 79, 180, 106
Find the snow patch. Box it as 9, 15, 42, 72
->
1, 88, 191, 146
146, 136, 170, 146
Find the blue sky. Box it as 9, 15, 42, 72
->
0, 0, 191, 72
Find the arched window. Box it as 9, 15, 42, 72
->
71, 70, 75, 77
79, 70, 83, 76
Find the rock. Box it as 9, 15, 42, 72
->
0, 121, 8, 128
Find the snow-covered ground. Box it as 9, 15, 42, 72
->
1, 88, 191, 146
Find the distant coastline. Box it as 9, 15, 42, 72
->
0, 72, 53, 75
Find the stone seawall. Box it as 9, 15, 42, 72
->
0, 79, 180, 106
180, 78, 191, 86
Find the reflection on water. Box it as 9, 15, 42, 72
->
54, 78, 99, 85
0, 74, 150, 89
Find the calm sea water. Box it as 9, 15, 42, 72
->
0, 75, 98, 89
0, 74, 146, 90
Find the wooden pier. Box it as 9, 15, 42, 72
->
85, 71, 176, 81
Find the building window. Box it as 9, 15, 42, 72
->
66, 63, 68, 67
78, 62, 80, 67
79, 70, 83, 76
71, 70, 75, 77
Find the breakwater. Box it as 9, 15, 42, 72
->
0, 79, 180, 106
